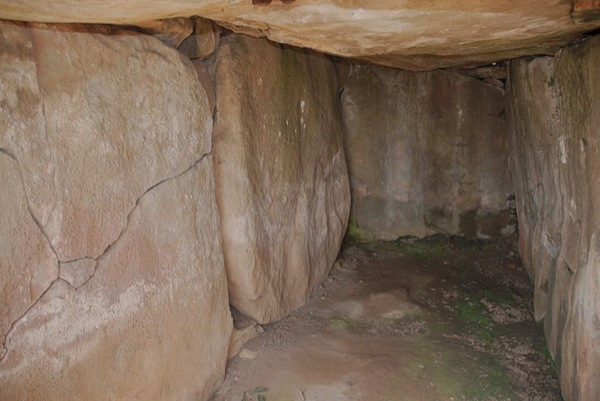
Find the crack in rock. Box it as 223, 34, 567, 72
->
0, 145, 212, 363
0, 278, 61, 362
0, 148, 61, 264
58, 258, 97, 289
0, 149, 58, 362
94, 151, 212, 266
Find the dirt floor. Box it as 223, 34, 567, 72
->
210, 236, 562, 401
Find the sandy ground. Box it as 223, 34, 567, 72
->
211, 236, 562, 401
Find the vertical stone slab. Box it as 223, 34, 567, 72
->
28, 22, 211, 261
1, 159, 231, 401
212, 34, 350, 323
0, 154, 58, 359
0, 21, 58, 352
341, 64, 513, 240
508, 35, 600, 401
0, 21, 231, 401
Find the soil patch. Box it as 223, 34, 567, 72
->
211, 236, 561, 401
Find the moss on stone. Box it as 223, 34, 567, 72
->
344, 220, 371, 243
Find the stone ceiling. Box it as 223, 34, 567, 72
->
2, 0, 600, 70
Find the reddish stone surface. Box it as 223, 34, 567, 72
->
212, 34, 350, 323
0, 21, 231, 400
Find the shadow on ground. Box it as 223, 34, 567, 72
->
211, 235, 562, 401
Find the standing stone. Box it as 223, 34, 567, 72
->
0, 21, 231, 401
342, 64, 513, 240
212, 34, 350, 323
508, 36, 600, 401
0, 22, 58, 350
24, 22, 211, 262
0, 154, 58, 359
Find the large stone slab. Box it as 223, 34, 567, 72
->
0, 153, 58, 359
0, 159, 231, 401
2, 1, 600, 70
212, 34, 350, 323
342, 64, 513, 240
508, 36, 600, 401
0, 21, 231, 400
18, 22, 210, 262
0, 22, 58, 351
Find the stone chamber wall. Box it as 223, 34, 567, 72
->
509, 36, 600, 401
0, 21, 349, 400
0, 19, 599, 401
341, 63, 514, 240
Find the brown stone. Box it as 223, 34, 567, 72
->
0, 159, 232, 401
0, 21, 59, 357
572, 0, 600, 22
21, 22, 210, 262
212, 34, 350, 323
228, 324, 261, 360
178, 17, 220, 60
134, 17, 193, 48
193, 60, 217, 114
58, 258, 96, 288
508, 35, 600, 401
342, 63, 513, 240
0, 20, 230, 400
0, 153, 58, 358
2, 1, 600, 70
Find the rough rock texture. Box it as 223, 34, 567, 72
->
0, 22, 59, 350
342, 64, 513, 240
508, 36, 600, 401
2, 1, 600, 70
135, 17, 193, 48
0, 153, 58, 357
178, 17, 220, 60
212, 34, 350, 324
13, 22, 209, 262
0, 21, 231, 400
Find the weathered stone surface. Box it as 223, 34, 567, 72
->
1, 1, 600, 70
0, 20, 230, 400
0, 159, 232, 401
193, 60, 216, 114
342, 64, 513, 240
508, 36, 600, 401
213, 34, 350, 323
10, 22, 210, 262
572, 0, 600, 23
58, 258, 96, 288
0, 20, 59, 359
178, 17, 220, 59
0, 153, 58, 359
135, 17, 194, 48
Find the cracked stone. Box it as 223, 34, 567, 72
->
0, 157, 231, 400
0, 151, 58, 354
0, 20, 228, 400
58, 258, 97, 288
15, 21, 212, 262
